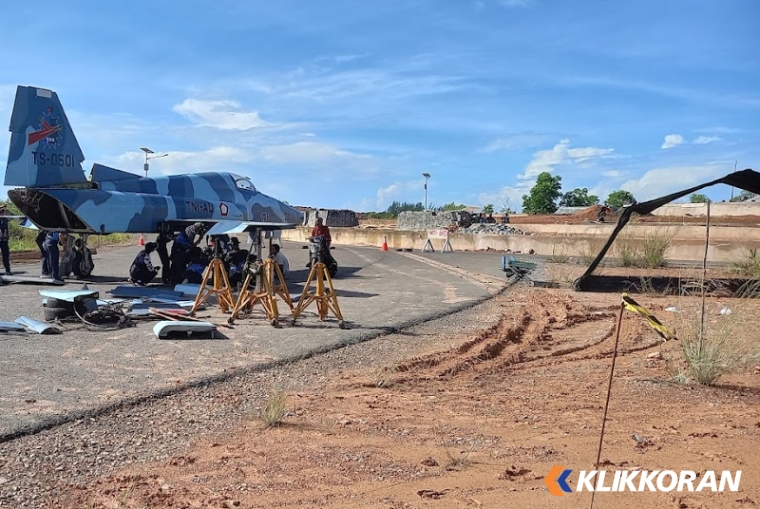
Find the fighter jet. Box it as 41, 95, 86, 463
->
4, 86, 303, 237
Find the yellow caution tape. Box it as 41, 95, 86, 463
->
621, 293, 677, 341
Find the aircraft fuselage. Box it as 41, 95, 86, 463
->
8, 171, 302, 234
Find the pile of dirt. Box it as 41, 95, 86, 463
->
571, 204, 606, 221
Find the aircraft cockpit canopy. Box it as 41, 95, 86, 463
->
231, 174, 256, 192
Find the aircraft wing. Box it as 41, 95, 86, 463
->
20, 218, 38, 229
204, 220, 297, 237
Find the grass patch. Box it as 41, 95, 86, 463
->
731, 248, 760, 278
640, 230, 670, 268
547, 243, 570, 264
614, 232, 640, 267
612, 229, 670, 268
668, 291, 760, 386
262, 387, 288, 427
444, 443, 476, 471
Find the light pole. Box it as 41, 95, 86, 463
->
422, 172, 431, 210
140, 147, 169, 178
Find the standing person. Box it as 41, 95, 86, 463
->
0, 206, 11, 275
44, 231, 61, 281
36, 229, 50, 277
155, 232, 172, 284
310, 217, 331, 248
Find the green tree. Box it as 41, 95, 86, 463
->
436, 202, 467, 211
522, 172, 562, 214
386, 201, 424, 217
482, 204, 494, 215
690, 193, 709, 203
559, 188, 599, 207
730, 190, 757, 202
606, 190, 636, 207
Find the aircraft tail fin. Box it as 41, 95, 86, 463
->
5, 86, 87, 187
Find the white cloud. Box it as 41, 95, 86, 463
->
260, 141, 371, 165
114, 146, 253, 175
498, 0, 533, 6
478, 184, 531, 212
696, 126, 742, 135
376, 183, 400, 207
693, 136, 720, 145
372, 179, 429, 210
480, 133, 551, 153
619, 164, 726, 201
602, 170, 622, 178
661, 134, 685, 149
520, 139, 614, 179
173, 99, 269, 130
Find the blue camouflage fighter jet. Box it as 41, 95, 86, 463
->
4, 86, 303, 239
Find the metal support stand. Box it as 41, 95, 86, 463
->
291, 261, 346, 329
190, 256, 235, 315
227, 258, 292, 327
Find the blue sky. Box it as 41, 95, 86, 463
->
1, 0, 758, 212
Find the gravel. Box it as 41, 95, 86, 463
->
0, 287, 512, 508
457, 223, 530, 235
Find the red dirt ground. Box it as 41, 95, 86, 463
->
57, 286, 760, 508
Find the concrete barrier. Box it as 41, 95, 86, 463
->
281, 225, 760, 264
650, 201, 760, 217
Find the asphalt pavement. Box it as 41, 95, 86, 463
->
0, 241, 510, 439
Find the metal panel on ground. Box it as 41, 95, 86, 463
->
153, 320, 218, 339
14, 316, 62, 334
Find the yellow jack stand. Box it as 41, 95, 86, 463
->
227, 259, 291, 327
291, 261, 346, 329
190, 257, 235, 315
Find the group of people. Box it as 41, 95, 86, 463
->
0, 204, 80, 281
128, 222, 291, 287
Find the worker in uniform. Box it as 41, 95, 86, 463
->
171, 222, 206, 284
129, 242, 159, 286
35, 229, 50, 277
226, 237, 248, 287
0, 206, 11, 275
155, 232, 172, 284
44, 231, 61, 281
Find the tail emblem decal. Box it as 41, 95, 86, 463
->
28, 107, 63, 148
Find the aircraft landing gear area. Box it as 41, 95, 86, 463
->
227, 258, 294, 327
189, 233, 346, 329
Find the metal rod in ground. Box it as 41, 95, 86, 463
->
699, 200, 711, 351
590, 302, 625, 509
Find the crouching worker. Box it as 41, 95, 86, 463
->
270, 244, 289, 279
129, 242, 159, 286
226, 238, 248, 287
182, 247, 208, 284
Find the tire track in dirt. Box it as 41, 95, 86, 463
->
368, 292, 627, 388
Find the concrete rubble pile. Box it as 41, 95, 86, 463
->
458, 223, 531, 236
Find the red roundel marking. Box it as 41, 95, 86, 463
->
220, 203, 229, 217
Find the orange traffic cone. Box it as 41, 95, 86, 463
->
382, 236, 388, 251
139, 234, 145, 246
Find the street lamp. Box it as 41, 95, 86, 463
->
422, 172, 431, 210
140, 147, 169, 178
